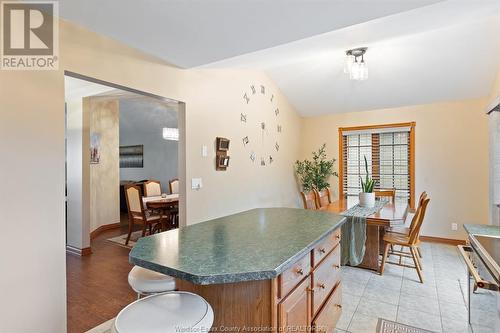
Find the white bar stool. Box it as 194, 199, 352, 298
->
128, 266, 176, 298
111, 291, 214, 333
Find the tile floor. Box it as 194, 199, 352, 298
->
336, 242, 488, 333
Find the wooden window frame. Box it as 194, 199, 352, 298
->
338, 122, 416, 209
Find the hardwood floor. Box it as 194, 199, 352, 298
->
66, 216, 138, 333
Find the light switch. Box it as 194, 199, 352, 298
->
201, 145, 208, 157
192, 178, 203, 190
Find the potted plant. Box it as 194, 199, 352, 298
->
295, 144, 338, 192
359, 155, 375, 207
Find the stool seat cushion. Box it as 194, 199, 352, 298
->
128, 266, 176, 294
113, 291, 214, 333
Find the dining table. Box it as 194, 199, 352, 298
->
323, 196, 409, 271
142, 194, 180, 230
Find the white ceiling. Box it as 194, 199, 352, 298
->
58, 0, 500, 116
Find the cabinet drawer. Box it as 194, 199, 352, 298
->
278, 253, 311, 298
312, 244, 341, 315
278, 276, 311, 333
313, 283, 342, 333
313, 229, 341, 266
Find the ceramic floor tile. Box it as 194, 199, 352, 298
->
347, 312, 380, 333
342, 292, 361, 312
356, 299, 398, 321
396, 308, 442, 333
343, 279, 368, 297
470, 324, 496, 333
439, 300, 468, 322
367, 274, 403, 291
401, 279, 438, 298
362, 285, 400, 305
398, 293, 440, 315
335, 309, 354, 331
441, 319, 469, 333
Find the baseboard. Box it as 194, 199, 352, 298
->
420, 235, 466, 246
66, 245, 92, 256
90, 222, 121, 240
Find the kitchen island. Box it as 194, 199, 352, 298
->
130, 208, 346, 332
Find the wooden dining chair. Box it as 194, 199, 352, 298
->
144, 180, 162, 197
314, 188, 332, 209
169, 178, 179, 195
124, 185, 163, 245
387, 191, 428, 257
380, 197, 430, 283
301, 191, 318, 210
374, 189, 396, 202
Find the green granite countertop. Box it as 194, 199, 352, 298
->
464, 224, 500, 237
129, 208, 346, 285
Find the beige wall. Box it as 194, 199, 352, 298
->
0, 19, 302, 332
488, 68, 500, 225
300, 99, 490, 240
87, 97, 120, 232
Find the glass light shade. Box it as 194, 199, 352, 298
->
162, 127, 179, 141
350, 60, 361, 80
358, 60, 368, 81
344, 54, 355, 74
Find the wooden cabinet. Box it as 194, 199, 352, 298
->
313, 229, 341, 266
312, 244, 341, 315
278, 277, 311, 332
278, 253, 311, 298
313, 283, 342, 333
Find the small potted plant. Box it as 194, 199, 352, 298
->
359, 155, 375, 207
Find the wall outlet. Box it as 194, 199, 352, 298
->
201, 145, 208, 157
451, 223, 458, 231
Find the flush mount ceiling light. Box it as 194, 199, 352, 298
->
344, 47, 368, 81
162, 127, 179, 141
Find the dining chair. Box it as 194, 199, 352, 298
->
314, 188, 332, 209
169, 178, 179, 195
374, 189, 396, 202
124, 185, 163, 245
144, 180, 162, 197
379, 197, 430, 283
387, 191, 428, 257
301, 191, 318, 210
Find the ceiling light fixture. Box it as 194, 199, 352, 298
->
344, 47, 368, 81
163, 127, 179, 141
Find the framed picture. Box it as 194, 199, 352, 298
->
216, 137, 230, 151
120, 145, 144, 168
90, 132, 101, 164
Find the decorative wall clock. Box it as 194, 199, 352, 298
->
241, 84, 281, 166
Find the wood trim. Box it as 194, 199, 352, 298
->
409, 122, 416, 209
66, 245, 92, 256
338, 129, 344, 199
420, 235, 466, 246
339, 122, 415, 133
90, 222, 121, 240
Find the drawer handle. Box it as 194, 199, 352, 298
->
335, 304, 342, 309
318, 283, 326, 289
296, 268, 304, 275
319, 248, 326, 254
307, 287, 315, 293
335, 235, 340, 240
333, 264, 340, 269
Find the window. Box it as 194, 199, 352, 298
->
339, 122, 415, 207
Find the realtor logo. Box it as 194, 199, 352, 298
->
1, 1, 58, 70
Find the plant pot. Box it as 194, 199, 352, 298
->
359, 192, 375, 208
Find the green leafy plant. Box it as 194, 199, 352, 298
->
360, 155, 375, 193
295, 144, 338, 192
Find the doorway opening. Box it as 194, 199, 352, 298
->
64, 72, 186, 332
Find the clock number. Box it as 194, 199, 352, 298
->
240, 113, 247, 123
250, 152, 256, 162
275, 142, 280, 152
270, 94, 274, 102
277, 125, 282, 133
269, 155, 274, 164
260, 85, 265, 94
242, 136, 249, 146
275, 108, 279, 116
243, 93, 250, 104
251, 85, 256, 94
261, 122, 266, 130
261, 157, 266, 166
